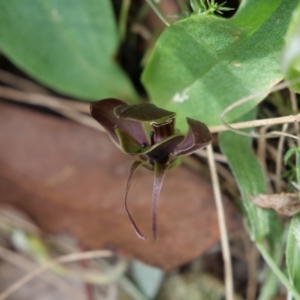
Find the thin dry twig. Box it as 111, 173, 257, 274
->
275, 123, 289, 193
265, 142, 289, 190
268, 173, 288, 190
220, 79, 300, 140
0, 71, 90, 113
266, 143, 278, 161
0, 86, 100, 130
207, 144, 234, 300
0, 250, 113, 300
0, 69, 49, 94
257, 124, 274, 194
0, 245, 84, 300
212, 113, 300, 135
196, 148, 228, 163
0, 85, 90, 114
215, 162, 237, 190
245, 241, 259, 300
0, 208, 40, 234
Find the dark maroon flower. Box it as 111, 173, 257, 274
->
91, 98, 212, 240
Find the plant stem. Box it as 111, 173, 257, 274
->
207, 144, 234, 300
256, 242, 300, 300
145, 0, 170, 26
210, 114, 300, 133
119, 0, 131, 41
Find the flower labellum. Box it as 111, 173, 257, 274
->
90, 98, 212, 240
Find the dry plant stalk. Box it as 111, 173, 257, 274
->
207, 144, 234, 300
0, 86, 96, 129
0, 245, 84, 300
0, 250, 113, 300
220, 79, 300, 141
257, 124, 274, 194
275, 123, 289, 193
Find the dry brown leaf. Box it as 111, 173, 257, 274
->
0, 101, 241, 269
249, 193, 300, 216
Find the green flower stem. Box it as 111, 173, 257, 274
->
145, 0, 170, 26
119, 0, 131, 41
256, 242, 300, 300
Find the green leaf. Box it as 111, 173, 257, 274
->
0, 0, 137, 102
284, 147, 300, 187
142, 0, 298, 130
282, 2, 300, 93
116, 129, 151, 154
173, 118, 212, 156
131, 260, 164, 299
284, 147, 298, 166
91, 99, 147, 146
286, 215, 300, 297
219, 111, 272, 241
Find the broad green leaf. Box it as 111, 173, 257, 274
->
286, 215, 300, 298
142, 0, 298, 131
131, 260, 164, 299
219, 111, 272, 241
0, 0, 137, 102
282, 2, 300, 93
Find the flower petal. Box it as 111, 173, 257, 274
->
124, 160, 152, 240
152, 162, 168, 241
173, 118, 212, 156
90, 98, 148, 145
115, 103, 176, 125
116, 128, 184, 164
146, 135, 185, 164
152, 118, 175, 143
116, 128, 151, 154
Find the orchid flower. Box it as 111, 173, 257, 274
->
90, 98, 212, 240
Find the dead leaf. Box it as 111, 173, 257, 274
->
249, 193, 300, 216
0, 101, 241, 270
